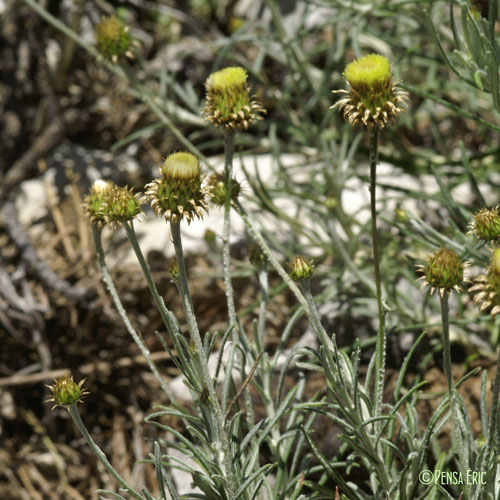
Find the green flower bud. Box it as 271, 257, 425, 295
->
95, 16, 134, 63
46, 374, 88, 410
207, 172, 241, 205
143, 152, 210, 224
203, 66, 265, 130
416, 247, 468, 297
168, 260, 180, 283
249, 244, 268, 269
331, 54, 408, 129
83, 179, 114, 226
106, 185, 142, 226
288, 256, 315, 282
468, 207, 500, 241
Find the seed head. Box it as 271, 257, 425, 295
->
416, 247, 469, 297
143, 152, 209, 224
467, 207, 500, 242
203, 66, 265, 130
470, 247, 500, 316
46, 375, 88, 410
331, 54, 408, 129
95, 16, 134, 63
288, 256, 315, 282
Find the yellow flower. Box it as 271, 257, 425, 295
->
203, 67, 265, 130
143, 152, 209, 224
332, 54, 408, 129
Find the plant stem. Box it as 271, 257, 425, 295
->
235, 200, 308, 311
122, 222, 178, 339
92, 226, 174, 401
169, 218, 235, 498
369, 127, 386, 418
478, 346, 500, 480
69, 404, 144, 500
222, 130, 238, 331
439, 293, 453, 397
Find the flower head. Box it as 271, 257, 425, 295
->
416, 247, 469, 297
83, 179, 114, 226
95, 16, 134, 63
83, 180, 142, 227
143, 152, 209, 224
467, 207, 500, 242
249, 244, 268, 269
331, 54, 408, 129
46, 375, 88, 410
288, 256, 315, 282
203, 66, 265, 130
470, 247, 500, 316
207, 172, 241, 205
106, 185, 142, 227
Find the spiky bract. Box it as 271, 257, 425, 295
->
143, 152, 209, 224
204, 66, 265, 130
332, 54, 408, 129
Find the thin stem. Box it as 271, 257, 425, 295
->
123, 222, 178, 338
69, 404, 144, 500
439, 293, 453, 397
234, 200, 308, 311
302, 281, 335, 354
400, 82, 500, 134
478, 346, 500, 476
169, 219, 235, 499
92, 226, 174, 401
256, 267, 269, 351
326, 218, 376, 295
222, 130, 238, 330
369, 127, 386, 418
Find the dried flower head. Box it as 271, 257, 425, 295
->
83, 179, 114, 226
416, 247, 469, 297
46, 375, 88, 410
207, 172, 241, 205
470, 247, 500, 316
288, 256, 315, 282
331, 54, 408, 129
95, 16, 134, 63
467, 206, 500, 242
203, 66, 265, 130
143, 152, 209, 224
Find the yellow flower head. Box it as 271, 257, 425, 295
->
332, 54, 408, 129
204, 66, 265, 130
